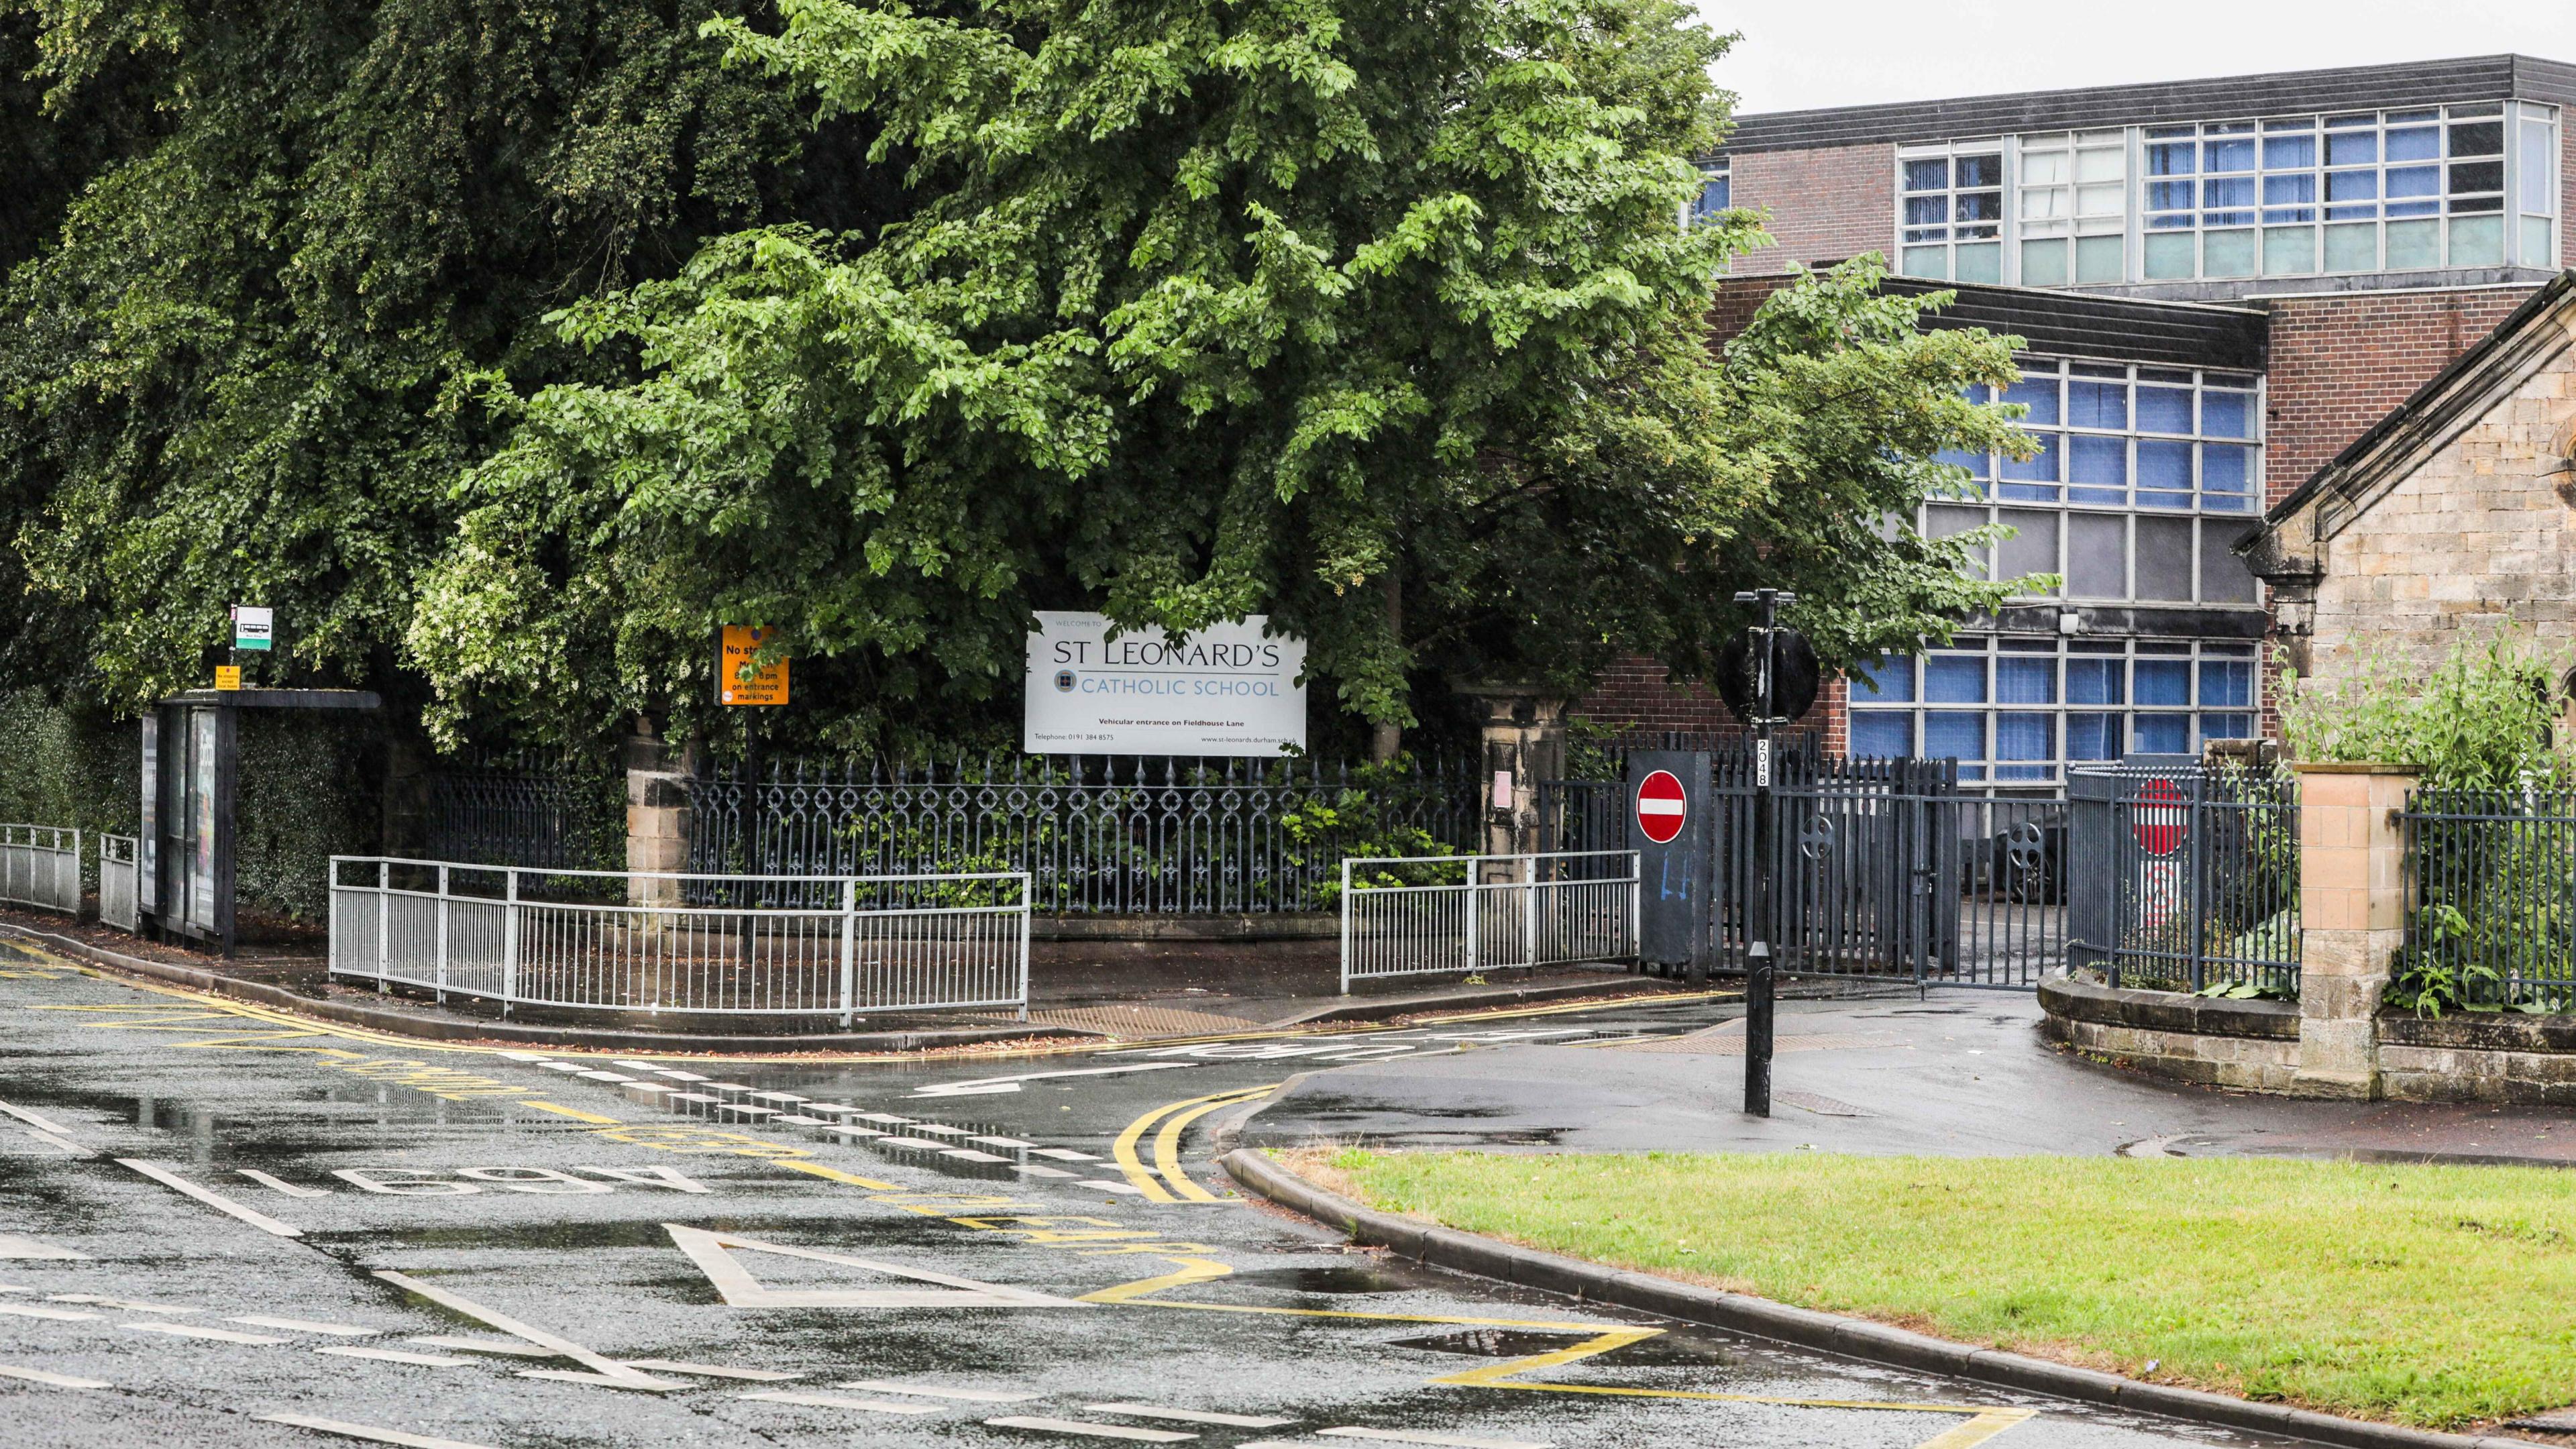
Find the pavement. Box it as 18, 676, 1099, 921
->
0, 936, 2365, 1449
1240, 990, 2576, 1169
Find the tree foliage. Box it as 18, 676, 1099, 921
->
0, 0, 2033, 753
0, 0, 888, 722
407, 0, 2032, 747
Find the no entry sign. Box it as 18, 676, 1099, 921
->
2132, 776, 2187, 856
1635, 769, 1688, 845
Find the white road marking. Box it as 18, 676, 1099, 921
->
117, 1159, 304, 1237
984, 1415, 1197, 1442
497, 1051, 549, 1061
908, 1124, 973, 1137
315, 1346, 477, 1367
912, 1063, 1195, 1098
665, 1224, 1092, 1309
537, 1062, 588, 1073
0, 1361, 109, 1389
1032, 1149, 1099, 1162
0, 1101, 74, 1135
372, 1271, 674, 1389
774, 1115, 828, 1126
7, 1123, 92, 1156
975, 1136, 1040, 1148
50, 1293, 195, 1312
1318, 1430, 1554, 1449
407, 1335, 557, 1357
514, 1368, 682, 1391
800, 1103, 862, 1116
652, 1069, 709, 1081
576, 1165, 710, 1193
702, 1082, 753, 1093
941, 1149, 1012, 1163
1078, 1180, 1150, 1196
621, 1358, 803, 1381
231, 1316, 380, 1336
851, 1113, 914, 1124
740, 1389, 943, 1414
254, 1411, 503, 1449
875, 1136, 948, 1150
612, 1060, 663, 1069
237, 1169, 330, 1199
1090, 1405, 1299, 1428
0, 1235, 89, 1260
126, 1321, 292, 1344
1015, 1165, 1078, 1179
714, 1106, 776, 1119
0, 1303, 98, 1321
840, 1379, 1044, 1403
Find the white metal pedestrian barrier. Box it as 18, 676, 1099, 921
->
328, 858, 1030, 1022
0, 825, 80, 917
1339, 849, 1639, 991
98, 835, 139, 932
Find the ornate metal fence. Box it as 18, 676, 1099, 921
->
425, 755, 624, 873
686, 755, 1479, 915
0, 825, 80, 916
2398, 787, 2576, 1011
2067, 763, 2300, 994
328, 857, 1028, 1020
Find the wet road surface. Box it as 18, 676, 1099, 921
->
1, 949, 2313, 1449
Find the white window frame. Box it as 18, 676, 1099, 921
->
1896, 139, 2006, 283
1847, 637, 2263, 784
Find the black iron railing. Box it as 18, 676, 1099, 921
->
2398, 787, 2576, 1012
424, 755, 624, 875
2067, 763, 2300, 995
685, 755, 1480, 915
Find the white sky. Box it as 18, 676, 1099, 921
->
1702, 1, 2576, 115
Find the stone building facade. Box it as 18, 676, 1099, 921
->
1588, 54, 2576, 775
2249, 274, 2576, 679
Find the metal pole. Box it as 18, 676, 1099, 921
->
1338, 857, 1354, 994
435, 863, 451, 1006
839, 877, 857, 1028
502, 867, 521, 1018
1735, 587, 1791, 1120
376, 859, 390, 991
1521, 852, 1538, 967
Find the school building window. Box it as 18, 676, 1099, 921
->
1848, 639, 2259, 782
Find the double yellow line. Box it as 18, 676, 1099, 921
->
1110, 1083, 1279, 1203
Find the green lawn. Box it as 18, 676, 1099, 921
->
1301, 1148, 2576, 1429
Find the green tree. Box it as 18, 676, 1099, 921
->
0, 0, 895, 727
407, 0, 2033, 749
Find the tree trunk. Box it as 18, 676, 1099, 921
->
1370, 566, 1403, 763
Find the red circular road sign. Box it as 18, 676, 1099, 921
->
1635, 769, 1688, 845
2132, 776, 2188, 856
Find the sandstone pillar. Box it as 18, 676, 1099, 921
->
2290, 762, 2416, 1099
625, 715, 697, 908
1466, 686, 1566, 868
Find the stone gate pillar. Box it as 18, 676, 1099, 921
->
1466, 685, 1566, 863
2290, 761, 2417, 1099
626, 714, 698, 908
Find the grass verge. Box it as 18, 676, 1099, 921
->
1297, 1147, 2576, 1430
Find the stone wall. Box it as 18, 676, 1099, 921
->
2037, 974, 2299, 1092
2296, 306, 2576, 681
